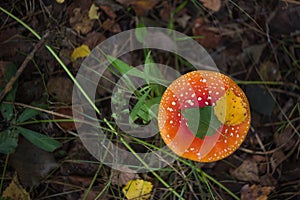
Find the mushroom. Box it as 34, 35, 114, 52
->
158, 70, 251, 162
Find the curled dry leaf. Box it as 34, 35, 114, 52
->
84, 31, 106, 49
192, 18, 221, 49
102, 18, 122, 33
111, 167, 140, 186
199, 0, 221, 12
241, 184, 274, 200
116, 0, 159, 16
100, 5, 117, 19
230, 159, 260, 182
47, 77, 73, 104
53, 107, 83, 131
59, 49, 72, 66
70, 8, 95, 34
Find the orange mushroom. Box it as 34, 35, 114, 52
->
158, 70, 251, 162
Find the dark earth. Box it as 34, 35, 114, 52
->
0, 0, 300, 199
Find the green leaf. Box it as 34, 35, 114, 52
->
106, 55, 144, 78
16, 104, 47, 123
0, 129, 19, 154
130, 88, 151, 123
181, 106, 222, 139
17, 127, 61, 152
0, 63, 17, 121
135, 23, 147, 43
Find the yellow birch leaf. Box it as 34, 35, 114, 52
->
214, 89, 248, 126
71, 44, 90, 61
56, 0, 64, 4
122, 179, 153, 200
89, 3, 100, 20
2, 174, 31, 200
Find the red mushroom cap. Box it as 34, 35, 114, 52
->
158, 70, 251, 162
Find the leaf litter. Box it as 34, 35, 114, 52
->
1, 0, 300, 199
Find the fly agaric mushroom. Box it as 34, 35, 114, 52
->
158, 70, 250, 162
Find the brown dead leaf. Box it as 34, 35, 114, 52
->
100, 5, 117, 19
159, 2, 172, 22
231, 159, 260, 182
47, 77, 73, 104
59, 49, 72, 66
241, 184, 274, 200
81, 184, 108, 200
2, 174, 31, 200
260, 174, 277, 187
271, 150, 286, 170
111, 167, 140, 186
199, 0, 221, 12
192, 18, 221, 49
9, 138, 58, 187
68, 175, 92, 187
84, 31, 106, 49
53, 107, 82, 131
116, 0, 159, 15
269, 2, 300, 35
102, 18, 121, 33
70, 8, 95, 34
0, 33, 31, 58
66, 0, 92, 15
274, 127, 296, 152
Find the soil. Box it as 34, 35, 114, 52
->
0, 0, 299, 199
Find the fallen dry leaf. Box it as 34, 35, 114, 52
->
231, 159, 260, 182
199, 0, 221, 12
88, 3, 100, 20
47, 76, 73, 104
2, 174, 31, 200
241, 184, 274, 200
192, 18, 221, 49
84, 31, 106, 49
111, 167, 140, 186
70, 8, 95, 34
122, 179, 153, 200
71, 44, 91, 61
100, 5, 117, 19
59, 49, 72, 66
102, 18, 122, 33
53, 107, 83, 131
116, 0, 159, 15
274, 127, 296, 152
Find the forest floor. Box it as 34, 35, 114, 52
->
0, 0, 300, 199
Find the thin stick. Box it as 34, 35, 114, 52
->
0, 32, 49, 102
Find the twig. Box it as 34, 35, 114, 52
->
0, 32, 49, 102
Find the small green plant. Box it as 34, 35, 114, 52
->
0, 63, 61, 154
